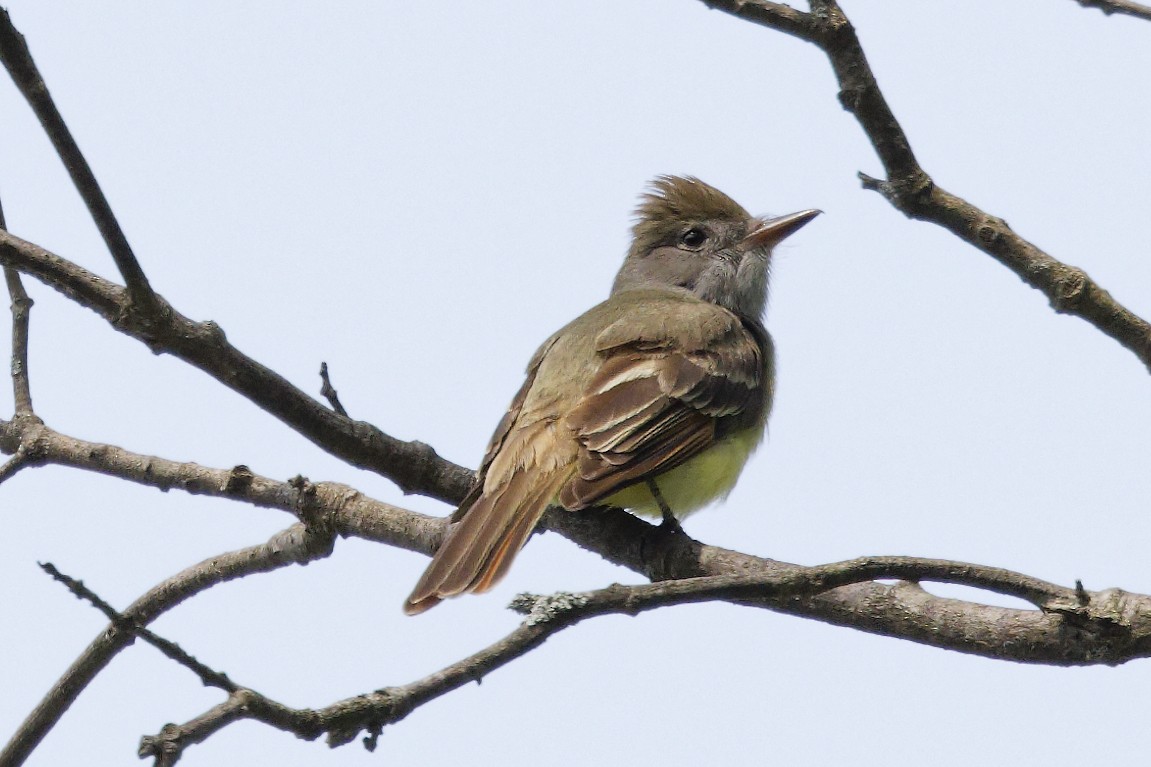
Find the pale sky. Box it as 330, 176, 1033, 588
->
2, 2, 1150, 765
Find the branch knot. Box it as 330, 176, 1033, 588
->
1049, 267, 1089, 312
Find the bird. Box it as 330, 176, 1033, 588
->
404, 175, 819, 614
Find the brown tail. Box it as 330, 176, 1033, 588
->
403, 469, 566, 615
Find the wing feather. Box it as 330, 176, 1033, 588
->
557, 299, 770, 511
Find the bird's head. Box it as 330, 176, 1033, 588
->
613, 175, 820, 319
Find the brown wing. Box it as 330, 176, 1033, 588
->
449, 334, 561, 523
557, 301, 770, 510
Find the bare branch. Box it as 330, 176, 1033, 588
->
3, 411, 1148, 670
37, 567, 316, 767
0, 10, 157, 312
38, 563, 240, 694
134, 558, 1147, 761
1074, 0, 1151, 21
319, 362, 348, 416
0, 228, 473, 503
543, 509, 1151, 664
139, 694, 259, 766
705, 0, 1151, 371
0, 229, 121, 317
0, 449, 26, 483
4, 268, 33, 416
0, 445, 36, 485
0, 524, 334, 767
0, 416, 441, 554
0, 198, 34, 416
702, 0, 820, 41
1, 418, 1147, 763
0, 8, 466, 499
0, 194, 40, 486
136, 592, 584, 761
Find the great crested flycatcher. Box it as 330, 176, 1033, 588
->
404, 176, 819, 614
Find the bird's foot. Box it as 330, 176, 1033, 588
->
646, 478, 684, 534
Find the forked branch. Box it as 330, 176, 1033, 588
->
0, 9, 157, 312
0, 524, 335, 767
123, 561, 1151, 763
703, 0, 1151, 370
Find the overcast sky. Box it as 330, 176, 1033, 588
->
2, 2, 1150, 765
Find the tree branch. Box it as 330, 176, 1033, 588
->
0, 447, 34, 484
542, 508, 1151, 664
5, 415, 1151, 765
38, 562, 241, 694
1073, 0, 1151, 21
0, 228, 473, 504
4, 268, 33, 416
0, 524, 334, 767
0, 416, 442, 555
0, 199, 34, 417
703, 0, 1151, 371
0, 9, 158, 312
4, 412, 1149, 671
0, 10, 471, 502
134, 557, 1151, 762
0, 194, 42, 490
701, 0, 821, 41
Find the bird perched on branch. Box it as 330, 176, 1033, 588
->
404, 176, 819, 614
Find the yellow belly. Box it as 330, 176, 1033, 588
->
602, 428, 762, 520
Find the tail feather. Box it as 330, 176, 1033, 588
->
403, 470, 567, 615
471, 480, 560, 593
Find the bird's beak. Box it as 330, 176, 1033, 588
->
740, 209, 822, 251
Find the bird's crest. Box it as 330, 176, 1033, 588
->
630, 175, 751, 255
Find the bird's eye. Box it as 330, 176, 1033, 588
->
679, 227, 707, 249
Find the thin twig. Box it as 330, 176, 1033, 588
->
0, 444, 35, 485
38, 563, 240, 693
0, 198, 34, 415
319, 362, 348, 416
3, 268, 33, 415
0, 10, 157, 312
